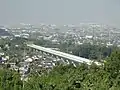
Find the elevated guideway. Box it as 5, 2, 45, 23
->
27, 44, 100, 65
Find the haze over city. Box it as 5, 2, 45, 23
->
0, 0, 120, 27
1, 0, 120, 89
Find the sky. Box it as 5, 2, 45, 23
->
0, 0, 120, 27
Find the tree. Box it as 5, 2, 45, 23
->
105, 50, 120, 76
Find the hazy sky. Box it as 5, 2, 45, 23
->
0, 0, 120, 27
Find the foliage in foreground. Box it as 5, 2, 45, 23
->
0, 50, 120, 90
0, 69, 22, 90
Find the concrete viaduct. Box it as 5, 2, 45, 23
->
27, 44, 101, 66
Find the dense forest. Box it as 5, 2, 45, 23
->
0, 50, 120, 90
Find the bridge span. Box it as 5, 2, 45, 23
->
27, 44, 100, 65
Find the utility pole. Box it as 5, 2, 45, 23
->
23, 43, 26, 89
